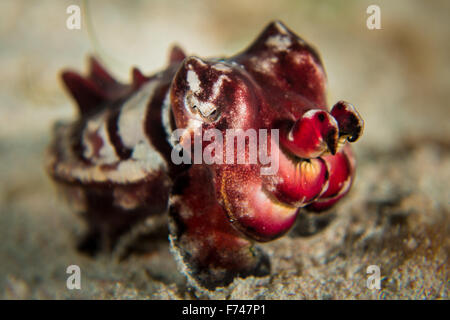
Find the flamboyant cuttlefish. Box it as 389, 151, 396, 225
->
46, 21, 364, 290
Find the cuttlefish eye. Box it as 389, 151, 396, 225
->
179, 57, 232, 123
185, 91, 220, 122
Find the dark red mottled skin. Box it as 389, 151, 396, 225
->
168, 22, 363, 288
47, 21, 363, 290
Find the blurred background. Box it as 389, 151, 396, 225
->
0, 0, 448, 299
